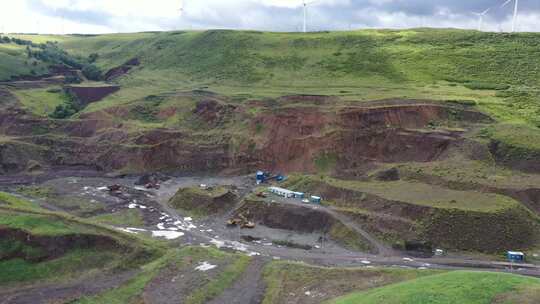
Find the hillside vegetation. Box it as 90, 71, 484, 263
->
6, 30, 539, 158
0, 192, 159, 286
329, 271, 540, 304
6, 29, 540, 125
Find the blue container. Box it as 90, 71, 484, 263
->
310, 196, 322, 204
256, 171, 265, 182
507, 251, 525, 262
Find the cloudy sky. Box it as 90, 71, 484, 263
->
0, 0, 538, 34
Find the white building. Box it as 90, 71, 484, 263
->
268, 186, 295, 198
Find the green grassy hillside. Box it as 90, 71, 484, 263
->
329, 271, 540, 304
263, 261, 441, 304
8, 29, 540, 126
0, 43, 49, 80
3, 30, 540, 159
0, 192, 159, 286
11, 29, 539, 157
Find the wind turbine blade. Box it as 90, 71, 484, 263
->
482, 8, 491, 15
501, 0, 512, 8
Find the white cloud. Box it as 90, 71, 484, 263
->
0, 0, 538, 34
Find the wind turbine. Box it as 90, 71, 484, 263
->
302, 0, 319, 33
501, 0, 519, 32
472, 8, 490, 31
179, 0, 184, 17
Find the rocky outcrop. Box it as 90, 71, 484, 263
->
252, 103, 482, 172
0, 97, 492, 175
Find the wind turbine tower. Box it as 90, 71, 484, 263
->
502, 0, 519, 32
473, 8, 490, 31
302, 0, 319, 33
179, 0, 184, 16
512, 0, 519, 32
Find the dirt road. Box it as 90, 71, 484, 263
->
207, 257, 268, 304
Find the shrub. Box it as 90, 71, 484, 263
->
88, 53, 99, 63
49, 90, 81, 119
50, 104, 77, 119
82, 64, 102, 81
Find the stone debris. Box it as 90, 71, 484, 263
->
195, 261, 217, 272
151, 230, 184, 240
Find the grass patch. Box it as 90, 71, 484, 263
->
329, 222, 372, 252
185, 254, 251, 304
168, 186, 236, 218
329, 271, 540, 304
399, 155, 540, 189
0, 42, 48, 81
12, 87, 70, 117
0, 249, 120, 286
15, 186, 106, 216
0, 210, 96, 236
0, 192, 41, 210
91, 209, 144, 227
285, 175, 518, 212
484, 123, 540, 152
263, 261, 440, 304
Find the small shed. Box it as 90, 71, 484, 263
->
310, 196, 322, 204
507, 251, 525, 262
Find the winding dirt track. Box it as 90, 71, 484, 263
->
207, 257, 268, 304
324, 206, 395, 256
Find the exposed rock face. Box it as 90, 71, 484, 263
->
234, 200, 336, 233
193, 99, 236, 127
0, 96, 493, 175
253, 102, 487, 173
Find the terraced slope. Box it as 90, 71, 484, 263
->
283, 175, 540, 253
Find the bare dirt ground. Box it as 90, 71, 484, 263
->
141, 255, 236, 304
207, 257, 268, 304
